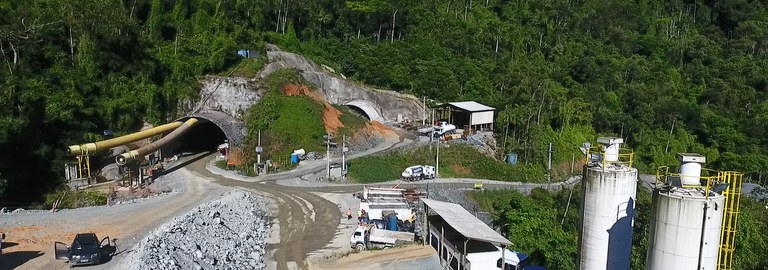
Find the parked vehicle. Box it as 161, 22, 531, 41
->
350, 224, 415, 251
401, 165, 435, 181
469, 246, 547, 270
54, 233, 115, 268
417, 121, 457, 137
432, 121, 457, 137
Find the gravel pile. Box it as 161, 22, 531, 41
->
122, 190, 271, 270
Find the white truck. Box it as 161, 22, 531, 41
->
350, 224, 415, 251
401, 165, 436, 181
417, 121, 457, 137
432, 121, 457, 137
465, 246, 550, 270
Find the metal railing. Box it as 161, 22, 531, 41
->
717, 171, 743, 270
585, 147, 635, 169
654, 166, 722, 199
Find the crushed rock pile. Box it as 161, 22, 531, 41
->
122, 190, 271, 270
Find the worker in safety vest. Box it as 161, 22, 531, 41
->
357, 209, 363, 225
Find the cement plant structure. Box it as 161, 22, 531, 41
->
578, 137, 638, 270
646, 153, 743, 270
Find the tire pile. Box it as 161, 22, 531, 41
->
122, 190, 270, 270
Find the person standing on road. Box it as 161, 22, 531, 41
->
357, 209, 363, 225
346, 208, 352, 220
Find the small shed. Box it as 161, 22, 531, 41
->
434, 101, 495, 133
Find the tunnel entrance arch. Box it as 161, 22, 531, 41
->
177, 110, 246, 148
345, 100, 383, 122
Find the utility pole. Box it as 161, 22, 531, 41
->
422, 96, 426, 126
570, 153, 575, 175
435, 137, 440, 178
431, 108, 435, 126
547, 143, 553, 183
342, 134, 348, 180
326, 134, 331, 178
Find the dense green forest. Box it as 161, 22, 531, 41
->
2, 0, 768, 205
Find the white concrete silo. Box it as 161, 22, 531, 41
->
645, 153, 725, 270
578, 137, 638, 270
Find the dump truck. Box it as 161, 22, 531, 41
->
350, 224, 415, 251
401, 165, 435, 181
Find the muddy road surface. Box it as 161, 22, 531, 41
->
186, 156, 355, 270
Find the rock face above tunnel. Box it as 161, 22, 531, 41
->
186, 76, 263, 119
259, 44, 426, 123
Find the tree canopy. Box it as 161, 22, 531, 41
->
2, 0, 768, 203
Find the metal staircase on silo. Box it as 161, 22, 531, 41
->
717, 171, 744, 270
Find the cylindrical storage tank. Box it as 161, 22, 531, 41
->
578, 165, 638, 270
645, 188, 724, 270
290, 153, 299, 164
388, 214, 398, 231
680, 162, 702, 186
603, 143, 620, 162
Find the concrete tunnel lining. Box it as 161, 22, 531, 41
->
345, 100, 384, 122
177, 111, 246, 148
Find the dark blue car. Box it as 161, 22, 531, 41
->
54, 233, 114, 268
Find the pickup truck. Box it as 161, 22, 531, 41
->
350, 224, 415, 251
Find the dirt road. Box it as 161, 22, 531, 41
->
186, 156, 347, 270
0, 153, 225, 270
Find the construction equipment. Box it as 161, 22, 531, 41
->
116, 119, 198, 165
66, 121, 183, 178
350, 224, 415, 251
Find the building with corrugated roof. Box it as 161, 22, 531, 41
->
434, 101, 496, 133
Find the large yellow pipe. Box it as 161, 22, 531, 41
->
116, 118, 199, 165
67, 122, 183, 156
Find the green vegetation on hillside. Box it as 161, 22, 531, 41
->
242, 69, 369, 171
243, 69, 325, 169
261, 0, 768, 184
348, 144, 545, 183
0, 0, 260, 204
2, 0, 768, 206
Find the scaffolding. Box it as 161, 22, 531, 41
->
717, 171, 743, 270
76, 154, 91, 179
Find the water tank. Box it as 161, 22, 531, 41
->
678, 153, 706, 186
597, 137, 623, 162
578, 164, 638, 270
387, 214, 398, 231
645, 188, 724, 270
290, 153, 300, 164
